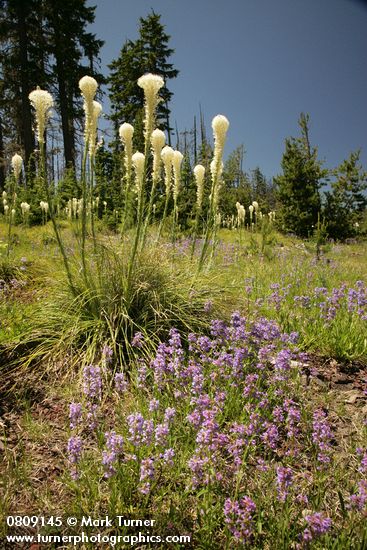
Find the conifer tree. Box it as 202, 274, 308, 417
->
323, 150, 367, 240
0, 0, 46, 168
0, 0, 103, 172
108, 11, 178, 150
274, 113, 327, 237
44, 0, 104, 168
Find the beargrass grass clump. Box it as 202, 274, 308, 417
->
14, 243, 219, 376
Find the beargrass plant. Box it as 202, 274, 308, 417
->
19, 72, 231, 373
2, 155, 22, 260
15, 244, 218, 377
198, 115, 229, 272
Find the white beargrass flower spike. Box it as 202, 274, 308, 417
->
151, 129, 166, 182
88, 101, 102, 157
132, 152, 145, 211
137, 73, 164, 146
194, 164, 205, 209
119, 123, 134, 187
79, 76, 98, 143
11, 154, 23, 181
29, 87, 54, 144
172, 151, 183, 205
161, 146, 174, 193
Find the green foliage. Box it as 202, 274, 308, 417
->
248, 216, 277, 258
220, 145, 251, 217
275, 113, 328, 237
323, 150, 367, 240
56, 168, 81, 206
307, 213, 331, 260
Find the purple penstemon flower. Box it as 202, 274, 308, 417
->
132, 331, 144, 348
67, 436, 83, 480
348, 480, 367, 511
139, 457, 155, 494
69, 402, 82, 429
276, 466, 293, 502
302, 512, 332, 541
155, 423, 169, 446
102, 431, 124, 478
312, 408, 333, 465
82, 365, 102, 400
148, 398, 160, 412
86, 402, 99, 431
223, 496, 256, 544
114, 372, 128, 393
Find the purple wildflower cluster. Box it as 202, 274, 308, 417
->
132, 331, 144, 348
102, 431, 124, 478
223, 496, 256, 543
276, 466, 293, 502
312, 409, 333, 466
67, 436, 83, 480
114, 371, 128, 393
65, 307, 367, 545
266, 278, 367, 325
102, 344, 113, 365
69, 402, 82, 429
139, 312, 311, 496
82, 365, 102, 400
66, 364, 105, 480
302, 512, 332, 542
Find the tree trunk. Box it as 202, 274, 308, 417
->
15, 1, 35, 172
55, 55, 75, 169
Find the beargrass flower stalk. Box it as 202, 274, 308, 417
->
171, 150, 183, 241
87, 100, 102, 252
132, 152, 145, 217
88, 101, 102, 158
79, 75, 98, 284
191, 164, 206, 258
235, 202, 246, 250
29, 88, 76, 291
79, 76, 98, 141
249, 204, 254, 227
20, 202, 30, 225
78, 76, 99, 283
157, 145, 174, 241
137, 73, 164, 158
11, 154, 23, 182
141, 129, 166, 248
127, 152, 146, 284
6, 154, 22, 258
119, 123, 134, 231
236, 202, 246, 227
28, 88, 53, 145
198, 115, 229, 271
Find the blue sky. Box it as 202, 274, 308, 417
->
88, 0, 367, 179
